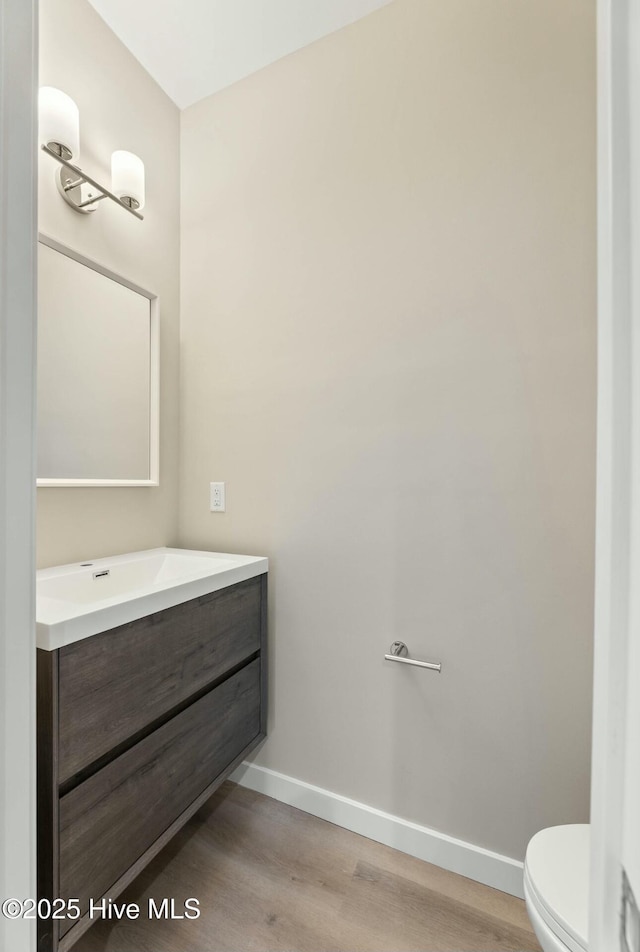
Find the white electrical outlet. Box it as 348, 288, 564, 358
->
209, 482, 226, 512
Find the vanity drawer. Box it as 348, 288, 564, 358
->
58, 659, 260, 933
57, 576, 262, 783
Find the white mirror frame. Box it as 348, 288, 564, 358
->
36, 234, 160, 488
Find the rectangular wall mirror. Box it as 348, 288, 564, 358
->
37, 235, 159, 487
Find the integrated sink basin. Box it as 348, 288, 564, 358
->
36, 546, 268, 649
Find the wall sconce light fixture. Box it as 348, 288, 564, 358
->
39, 87, 145, 221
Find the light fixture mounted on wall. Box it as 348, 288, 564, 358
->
39, 87, 145, 221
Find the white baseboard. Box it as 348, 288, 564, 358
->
231, 762, 525, 900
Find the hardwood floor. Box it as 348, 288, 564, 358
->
72, 782, 541, 952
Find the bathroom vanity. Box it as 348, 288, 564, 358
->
36, 548, 268, 952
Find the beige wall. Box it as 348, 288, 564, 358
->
180, 0, 596, 860
37, 0, 180, 567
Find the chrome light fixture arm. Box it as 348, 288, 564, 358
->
42, 144, 144, 221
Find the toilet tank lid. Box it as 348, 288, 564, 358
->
525, 824, 589, 950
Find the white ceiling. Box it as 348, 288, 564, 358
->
87, 0, 394, 110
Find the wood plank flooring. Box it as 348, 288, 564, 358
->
72, 781, 541, 952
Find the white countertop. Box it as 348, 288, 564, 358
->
36, 547, 268, 650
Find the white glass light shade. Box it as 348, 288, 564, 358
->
39, 87, 80, 161
111, 151, 145, 211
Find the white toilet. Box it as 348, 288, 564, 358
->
524, 824, 589, 952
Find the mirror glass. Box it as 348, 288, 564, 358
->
37, 237, 159, 486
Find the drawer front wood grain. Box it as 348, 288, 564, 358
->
58, 576, 262, 783
58, 659, 260, 934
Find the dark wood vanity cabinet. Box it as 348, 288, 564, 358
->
37, 574, 267, 952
